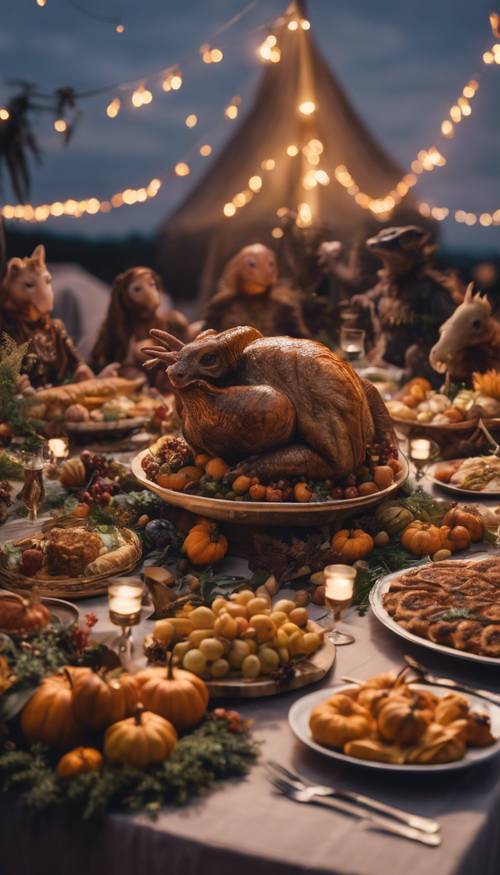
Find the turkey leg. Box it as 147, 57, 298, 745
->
233, 444, 336, 480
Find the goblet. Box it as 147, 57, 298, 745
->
323, 564, 356, 646
340, 328, 366, 366
408, 437, 440, 481
48, 437, 69, 466
19, 445, 49, 522
108, 578, 143, 664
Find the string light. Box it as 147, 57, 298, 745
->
1, 178, 162, 223
248, 175, 262, 191
258, 34, 281, 63
174, 162, 190, 177
131, 86, 153, 108
420, 202, 500, 227
199, 144, 212, 156
300, 19, 311, 30
0, 109, 10, 121
36, 0, 47, 6
287, 20, 299, 31
261, 158, 275, 170
224, 96, 240, 120
200, 44, 224, 63
185, 114, 198, 128
162, 70, 183, 92
296, 202, 312, 227
271, 226, 284, 238
298, 100, 316, 115
106, 97, 121, 118
115, 24, 125, 34
286, 144, 299, 156
223, 202, 237, 217
54, 119, 67, 133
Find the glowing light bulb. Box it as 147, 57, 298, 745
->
462, 85, 475, 99
271, 227, 284, 238
296, 202, 312, 227
106, 97, 121, 118
115, 23, 125, 33
185, 114, 198, 128
300, 19, 311, 29
199, 144, 212, 156
163, 72, 183, 91
225, 104, 238, 120
54, 119, 67, 133
288, 20, 298, 30
286, 144, 299, 156
223, 202, 236, 217
298, 100, 315, 115
175, 162, 190, 177
483, 51, 494, 64
315, 169, 330, 186
0, 108, 10, 121
480, 213, 493, 226
450, 105, 461, 122
441, 119, 454, 137
36, 0, 47, 6
248, 175, 262, 191
233, 192, 247, 208
261, 158, 275, 170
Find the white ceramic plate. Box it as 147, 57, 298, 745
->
369, 556, 499, 666
289, 683, 500, 773
427, 460, 500, 497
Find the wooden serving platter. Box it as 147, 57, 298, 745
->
131, 450, 409, 526
207, 624, 336, 699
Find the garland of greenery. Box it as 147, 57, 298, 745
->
0, 624, 257, 819
0, 716, 258, 820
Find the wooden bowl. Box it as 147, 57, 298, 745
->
131, 450, 409, 526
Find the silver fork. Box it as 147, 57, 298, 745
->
268, 775, 441, 847
267, 761, 439, 834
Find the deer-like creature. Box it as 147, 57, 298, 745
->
429, 283, 500, 381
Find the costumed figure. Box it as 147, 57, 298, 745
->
351, 226, 464, 379
429, 283, 500, 381
143, 326, 396, 481
0, 245, 101, 390
90, 266, 189, 385
203, 244, 310, 338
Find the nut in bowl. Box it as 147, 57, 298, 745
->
289, 670, 500, 772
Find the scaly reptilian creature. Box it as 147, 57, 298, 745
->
143, 326, 396, 481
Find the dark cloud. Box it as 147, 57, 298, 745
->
0, 0, 498, 251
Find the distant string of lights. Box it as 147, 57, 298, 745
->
3, 3, 499, 232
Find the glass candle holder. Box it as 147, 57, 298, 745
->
108, 578, 143, 661
340, 328, 366, 365
48, 437, 69, 465
323, 564, 356, 646
409, 437, 439, 481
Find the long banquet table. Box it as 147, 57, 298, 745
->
1, 471, 500, 875
2, 583, 499, 875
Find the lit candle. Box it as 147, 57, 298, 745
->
324, 564, 356, 601
48, 437, 69, 461
410, 438, 432, 461
108, 578, 143, 626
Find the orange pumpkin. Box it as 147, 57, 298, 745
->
104, 705, 177, 768
230, 475, 250, 495
0, 592, 50, 637
59, 458, 87, 489
439, 524, 471, 553
400, 521, 442, 557
331, 528, 374, 562
358, 481, 379, 496
157, 470, 191, 491
294, 482, 313, 502
377, 696, 432, 745
183, 522, 228, 565
56, 747, 103, 779
443, 507, 484, 542
135, 659, 209, 731
70, 667, 140, 730
21, 670, 81, 749
249, 483, 266, 501
205, 458, 229, 479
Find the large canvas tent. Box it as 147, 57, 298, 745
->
158, 1, 432, 305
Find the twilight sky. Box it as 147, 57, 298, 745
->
1, 0, 499, 252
